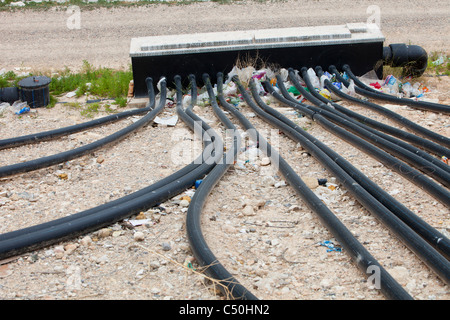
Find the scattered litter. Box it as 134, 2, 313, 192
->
319, 240, 342, 252
10, 101, 30, 115
128, 219, 152, 227
9, 1, 25, 6
154, 115, 178, 127
287, 86, 301, 96
66, 91, 77, 98
319, 88, 332, 100
307, 68, 320, 88
431, 55, 445, 66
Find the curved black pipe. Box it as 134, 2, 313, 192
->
340, 64, 450, 115
305, 67, 450, 159
0, 78, 227, 261
383, 44, 428, 78
238, 76, 450, 287
0, 105, 152, 151
0, 78, 217, 244
284, 69, 450, 207
224, 74, 414, 300
0, 79, 163, 178
295, 67, 450, 186
269, 77, 450, 259
328, 65, 450, 147
0, 77, 156, 151
184, 73, 257, 300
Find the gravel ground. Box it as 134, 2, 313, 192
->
0, 0, 449, 303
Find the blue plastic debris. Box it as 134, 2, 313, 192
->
319, 240, 342, 252
195, 179, 203, 189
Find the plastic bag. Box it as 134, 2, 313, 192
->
307, 68, 320, 89
0, 102, 10, 116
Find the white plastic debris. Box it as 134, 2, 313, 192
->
154, 115, 178, 127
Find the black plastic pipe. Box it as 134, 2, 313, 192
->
342, 64, 450, 115
296, 67, 450, 184
0, 79, 164, 178
0, 78, 225, 260
383, 44, 428, 78
222, 73, 414, 300
304, 67, 450, 159
0, 78, 217, 245
276, 71, 450, 207
184, 73, 257, 300
268, 77, 450, 259
0, 102, 152, 151
237, 76, 450, 286
328, 65, 450, 147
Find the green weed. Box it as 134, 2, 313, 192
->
427, 51, 450, 76
49, 60, 133, 99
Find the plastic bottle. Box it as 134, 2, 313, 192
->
10, 101, 30, 115
307, 68, 320, 88
401, 82, 413, 98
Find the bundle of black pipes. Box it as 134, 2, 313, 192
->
0, 77, 222, 260
1, 61, 448, 300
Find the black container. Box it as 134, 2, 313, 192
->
18, 76, 51, 108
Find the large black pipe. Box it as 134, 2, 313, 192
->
0, 105, 151, 151
0, 79, 163, 178
383, 44, 428, 78
223, 74, 414, 300
184, 74, 257, 300
281, 70, 450, 207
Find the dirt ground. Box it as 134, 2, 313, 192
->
0, 0, 449, 303
0, 0, 449, 72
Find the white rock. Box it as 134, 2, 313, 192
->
260, 157, 271, 166
389, 266, 409, 285
80, 236, 92, 247
179, 199, 190, 207
274, 181, 286, 188
242, 205, 256, 216
10, 1, 26, 6
303, 176, 319, 189
320, 278, 332, 289
133, 231, 145, 241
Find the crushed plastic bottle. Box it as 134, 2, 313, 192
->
11, 101, 30, 115
401, 82, 413, 98
383, 75, 400, 95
